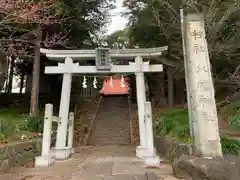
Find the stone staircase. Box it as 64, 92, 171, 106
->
87, 96, 139, 146
74, 98, 100, 146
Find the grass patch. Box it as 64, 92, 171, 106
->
154, 108, 192, 143
154, 108, 240, 155
221, 135, 240, 155
0, 107, 44, 143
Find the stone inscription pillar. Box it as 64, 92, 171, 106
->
185, 14, 222, 157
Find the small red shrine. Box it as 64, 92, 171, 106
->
100, 76, 129, 95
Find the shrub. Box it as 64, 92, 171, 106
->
221, 135, 240, 155
228, 111, 240, 131
154, 108, 191, 142
154, 108, 240, 155
0, 107, 45, 143
228, 101, 240, 131
168, 125, 191, 143
21, 115, 44, 133
227, 100, 240, 116
0, 118, 16, 139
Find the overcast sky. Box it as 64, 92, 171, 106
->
107, 0, 128, 34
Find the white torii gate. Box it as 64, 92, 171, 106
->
40, 46, 167, 166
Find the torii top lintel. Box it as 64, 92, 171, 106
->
40, 46, 168, 61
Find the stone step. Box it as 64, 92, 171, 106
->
87, 96, 138, 146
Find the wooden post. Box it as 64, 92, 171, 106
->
35, 104, 55, 167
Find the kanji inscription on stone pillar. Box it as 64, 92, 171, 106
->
185, 14, 222, 157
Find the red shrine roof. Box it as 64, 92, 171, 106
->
100, 76, 129, 95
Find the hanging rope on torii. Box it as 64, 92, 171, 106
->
81, 75, 129, 95
38, 46, 167, 167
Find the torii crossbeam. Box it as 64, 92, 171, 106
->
45, 59, 163, 74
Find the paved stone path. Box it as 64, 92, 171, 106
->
0, 146, 180, 180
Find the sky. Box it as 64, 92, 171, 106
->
107, 0, 128, 34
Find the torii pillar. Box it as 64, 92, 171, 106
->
133, 56, 148, 157
47, 57, 78, 160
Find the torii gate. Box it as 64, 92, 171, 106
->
40, 46, 167, 166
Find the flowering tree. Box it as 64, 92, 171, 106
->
0, 0, 67, 54
0, 0, 115, 116
0, 0, 63, 23
0, 0, 67, 116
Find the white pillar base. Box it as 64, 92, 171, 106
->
143, 155, 161, 167
55, 148, 72, 160
35, 155, 55, 168
70, 147, 75, 154
145, 147, 157, 156
50, 148, 56, 157
51, 147, 73, 160
136, 145, 147, 158
65, 147, 74, 155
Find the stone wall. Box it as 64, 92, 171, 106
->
0, 140, 41, 172
0, 138, 56, 172
155, 137, 240, 180
154, 136, 196, 161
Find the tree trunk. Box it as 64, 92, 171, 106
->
30, 26, 42, 117
153, 73, 167, 107
167, 67, 174, 107
19, 72, 25, 94
0, 52, 8, 91
7, 57, 15, 93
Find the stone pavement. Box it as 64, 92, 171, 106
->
0, 146, 181, 180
